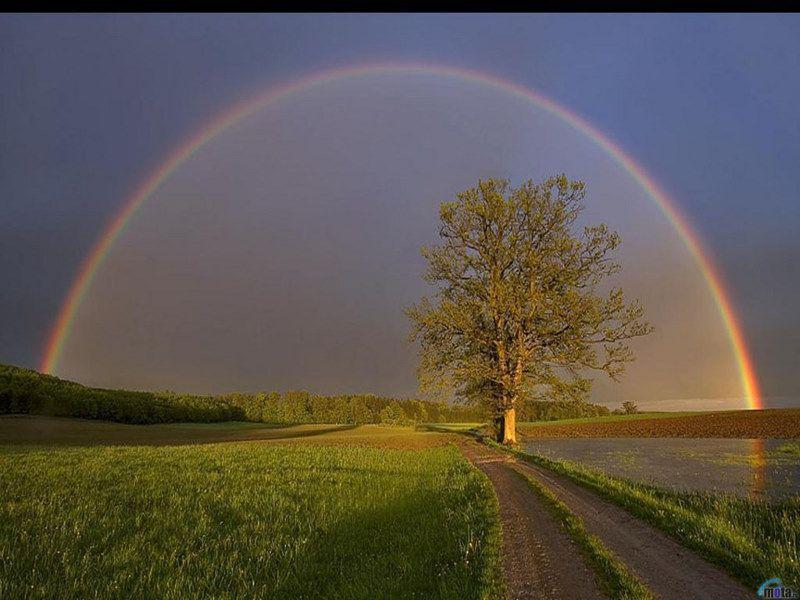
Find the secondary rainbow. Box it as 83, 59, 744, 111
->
40, 62, 763, 408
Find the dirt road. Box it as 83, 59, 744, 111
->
512, 458, 753, 599
462, 443, 604, 599
461, 441, 754, 599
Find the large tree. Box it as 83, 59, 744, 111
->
407, 176, 652, 444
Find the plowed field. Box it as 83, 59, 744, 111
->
519, 409, 800, 438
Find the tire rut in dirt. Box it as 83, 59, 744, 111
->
463, 445, 605, 599
513, 460, 753, 600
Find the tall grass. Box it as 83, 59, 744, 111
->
0, 442, 502, 598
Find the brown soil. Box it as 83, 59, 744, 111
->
512, 458, 753, 599
461, 442, 605, 599
462, 442, 754, 599
519, 408, 800, 439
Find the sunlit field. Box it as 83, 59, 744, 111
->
0, 426, 502, 599
0, 415, 453, 448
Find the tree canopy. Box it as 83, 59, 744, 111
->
407, 175, 652, 443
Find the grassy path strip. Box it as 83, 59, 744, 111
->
499, 442, 798, 591
511, 467, 653, 600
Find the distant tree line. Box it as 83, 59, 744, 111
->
216, 391, 486, 425
1, 363, 610, 426
0, 364, 485, 425
517, 398, 610, 421
0, 364, 242, 424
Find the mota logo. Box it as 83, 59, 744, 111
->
759, 578, 797, 599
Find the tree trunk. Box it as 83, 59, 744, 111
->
492, 415, 503, 441
499, 406, 516, 445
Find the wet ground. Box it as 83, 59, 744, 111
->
523, 437, 800, 500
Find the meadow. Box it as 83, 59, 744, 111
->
4, 405, 799, 598
0, 415, 450, 448
0, 425, 502, 599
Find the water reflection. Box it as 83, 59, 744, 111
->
522, 438, 800, 501
749, 438, 767, 499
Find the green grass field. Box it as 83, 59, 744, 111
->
518, 411, 701, 427
0, 422, 502, 599
0, 415, 452, 448
423, 422, 485, 433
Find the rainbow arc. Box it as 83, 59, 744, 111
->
39, 63, 762, 408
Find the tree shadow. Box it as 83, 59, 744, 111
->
254, 483, 490, 599
258, 423, 359, 441
0, 416, 359, 447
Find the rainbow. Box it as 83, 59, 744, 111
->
39, 62, 763, 408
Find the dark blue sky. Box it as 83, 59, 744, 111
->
1, 14, 798, 403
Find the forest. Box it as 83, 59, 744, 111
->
0, 363, 610, 425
